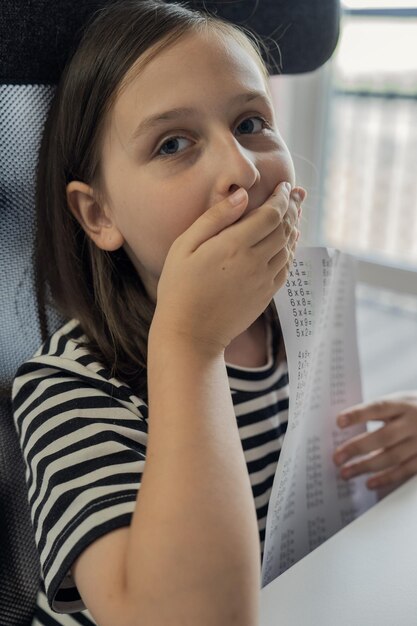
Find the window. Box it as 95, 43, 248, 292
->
319, 2, 417, 271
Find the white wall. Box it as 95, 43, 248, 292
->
269, 63, 333, 247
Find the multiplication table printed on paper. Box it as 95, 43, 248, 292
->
262, 248, 377, 588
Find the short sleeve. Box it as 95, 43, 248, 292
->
11, 356, 148, 614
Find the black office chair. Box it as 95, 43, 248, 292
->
0, 1, 340, 623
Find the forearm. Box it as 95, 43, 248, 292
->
123, 319, 261, 625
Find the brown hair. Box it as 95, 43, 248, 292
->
35, 0, 281, 401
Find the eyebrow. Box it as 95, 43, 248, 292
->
130, 90, 272, 142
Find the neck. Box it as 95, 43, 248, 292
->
224, 315, 268, 368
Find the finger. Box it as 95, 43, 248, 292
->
184, 186, 248, 252
273, 264, 291, 293
282, 211, 296, 239
338, 436, 417, 480
336, 398, 405, 428
252, 222, 290, 261
289, 187, 306, 221
283, 190, 300, 234
366, 454, 417, 490
270, 245, 290, 272
244, 183, 303, 249
291, 186, 307, 207
226, 181, 292, 248
270, 246, 291, 282
270, 181, 293, 221
253, 216, 297, 262
287, 226, 299, 250
284, 228, 298, 271
333, 416, 414, 466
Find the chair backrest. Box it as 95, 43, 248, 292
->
0, 1, 340, 624
0, 82, 67, 625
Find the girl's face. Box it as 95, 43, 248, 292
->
68, 28, 296, 302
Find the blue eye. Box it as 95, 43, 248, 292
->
236, 116, 267, 135
157, 136, 192, 157
155, 116, 271, 159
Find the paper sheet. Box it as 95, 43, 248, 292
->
261, 247, 378, 588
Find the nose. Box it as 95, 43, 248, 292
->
215, 134, 260, 203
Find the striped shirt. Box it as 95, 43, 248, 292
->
11, 317, 289, 625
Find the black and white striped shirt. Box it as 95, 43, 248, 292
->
12, 317, 289, 625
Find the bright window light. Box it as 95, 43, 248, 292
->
342, 1, 417, 8
336, 19, 417, 81
319, 13, 417, 269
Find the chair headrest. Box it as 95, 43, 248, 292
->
1, 0, 340, 83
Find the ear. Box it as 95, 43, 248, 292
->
66, 181, 124, 251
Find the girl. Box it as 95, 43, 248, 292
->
12, 1, 302, 624
11, 1, 417, 625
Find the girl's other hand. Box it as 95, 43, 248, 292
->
333, 392, 417, 497
153, 182, 305, 354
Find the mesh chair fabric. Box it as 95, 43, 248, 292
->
0, 399, 40, 626
0, 84, 67, 625
0, 85, 65, 389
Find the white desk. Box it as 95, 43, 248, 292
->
260, 475, 417, 625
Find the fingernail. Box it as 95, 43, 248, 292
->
283, 182, 291, 194
291, 190, 301, 204
229, 188, 246, 206
292, 187, 307, 202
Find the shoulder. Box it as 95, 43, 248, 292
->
12, 318, 148, 424
12, 320, 148, 444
